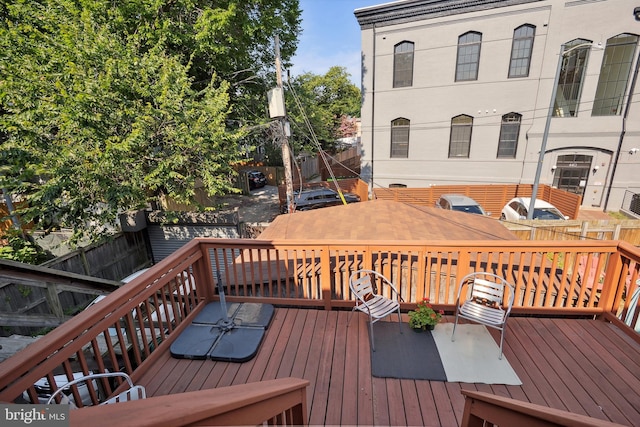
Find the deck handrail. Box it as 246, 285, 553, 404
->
460, 389, 627, 426
1, 238, 638, 405
68, 377, 309, 427
0, 239, 209, 404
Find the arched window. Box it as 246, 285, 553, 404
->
390, 118, 410, 158
509, 25, 535, 78
497, 113, 521, 158
393, 41, 414, 88
593, 33, 639, 116
553, 38, 592, 117
449, 115, 473, 158
456, 32, 481, 81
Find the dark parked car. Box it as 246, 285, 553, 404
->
246, 170, 267, 190
289, 188, 360, 212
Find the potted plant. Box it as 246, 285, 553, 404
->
408, 298, 443, 331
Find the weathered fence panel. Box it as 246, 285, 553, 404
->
0, 232, 150, 336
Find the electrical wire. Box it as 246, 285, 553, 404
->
313, 138, 610, 241
285, 79, 349, 204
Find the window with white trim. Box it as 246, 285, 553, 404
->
393, 41, 414, 88
449, 115, 472, 158
592, 33, 639, 116
456, 32, 481, 81
497, 113, 521, 158
390, 118, 410, 158
509, 25, 535, 78
553, 39, 592, 117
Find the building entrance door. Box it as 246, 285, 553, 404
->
552, 154, 592, 197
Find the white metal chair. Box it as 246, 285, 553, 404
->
349, 269, 403, 351
623, 279, 640, 332
452, 272, 515, 359
47, 372, 146, 407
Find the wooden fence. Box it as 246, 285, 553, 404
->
0, 203, 12, 234
0, 259, 121, 332
0, 232, 151, 335
502, 219, 640, 245
319, 147, 360, 181
373, 184, 582, 220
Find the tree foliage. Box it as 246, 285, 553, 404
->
286, 66, 360, 153
0, 229, 53, 264
0, 0, 301, 242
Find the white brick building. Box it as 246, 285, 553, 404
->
355, 0, 640, 211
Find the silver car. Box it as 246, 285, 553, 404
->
435, 194, 488, 216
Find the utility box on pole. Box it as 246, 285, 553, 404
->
267, 88, 285, 119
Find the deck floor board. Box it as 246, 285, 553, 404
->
135, 308, 640, 426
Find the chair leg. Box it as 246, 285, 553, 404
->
396, 308, 403, 334
347, 307, 355, 328
451, 311, 460, 342
369, 318, 375, 352
498, 329, 505, 360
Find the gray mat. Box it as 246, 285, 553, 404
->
432, 324, 522, 385
370, 321, 447, 381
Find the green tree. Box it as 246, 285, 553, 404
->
0, 0, 301, 242
286, 66, 360, 153
0, 229, 53, 264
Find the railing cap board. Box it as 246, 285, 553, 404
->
200, 237, 623, 251
69, 378, 309, 427
461, 390, 626, 427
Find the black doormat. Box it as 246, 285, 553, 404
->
370, 321, 447, 381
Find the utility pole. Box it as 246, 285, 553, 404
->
273, 35, 295, 214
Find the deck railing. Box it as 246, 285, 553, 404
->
68, 378, 309, 427
203, 239, 640, 319
460, 390, 626, 427
1, 238, 639, 408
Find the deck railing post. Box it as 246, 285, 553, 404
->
321, 245, 332, 310
599, 246, 625, 316
197, 241, 216, 302
458, 251, 471, 278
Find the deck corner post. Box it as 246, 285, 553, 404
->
320, 246, 333, 310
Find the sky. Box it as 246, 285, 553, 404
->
290, 0, 381, 86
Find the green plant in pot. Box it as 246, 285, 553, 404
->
408, 298, 443, 331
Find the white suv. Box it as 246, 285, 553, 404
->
500, 197, 568, 221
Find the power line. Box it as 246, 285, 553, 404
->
356, 95, 640, 134
315, 135, 609, 241
285, 79, 349, 203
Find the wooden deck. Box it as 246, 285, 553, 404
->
136, 309, 640, 426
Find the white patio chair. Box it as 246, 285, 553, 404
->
452, 272, 515, 359
349, 269, 403, 351
623, 279, 640, 332
47, 372, 146, 407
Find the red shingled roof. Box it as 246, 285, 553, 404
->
258, 199, 518, 241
